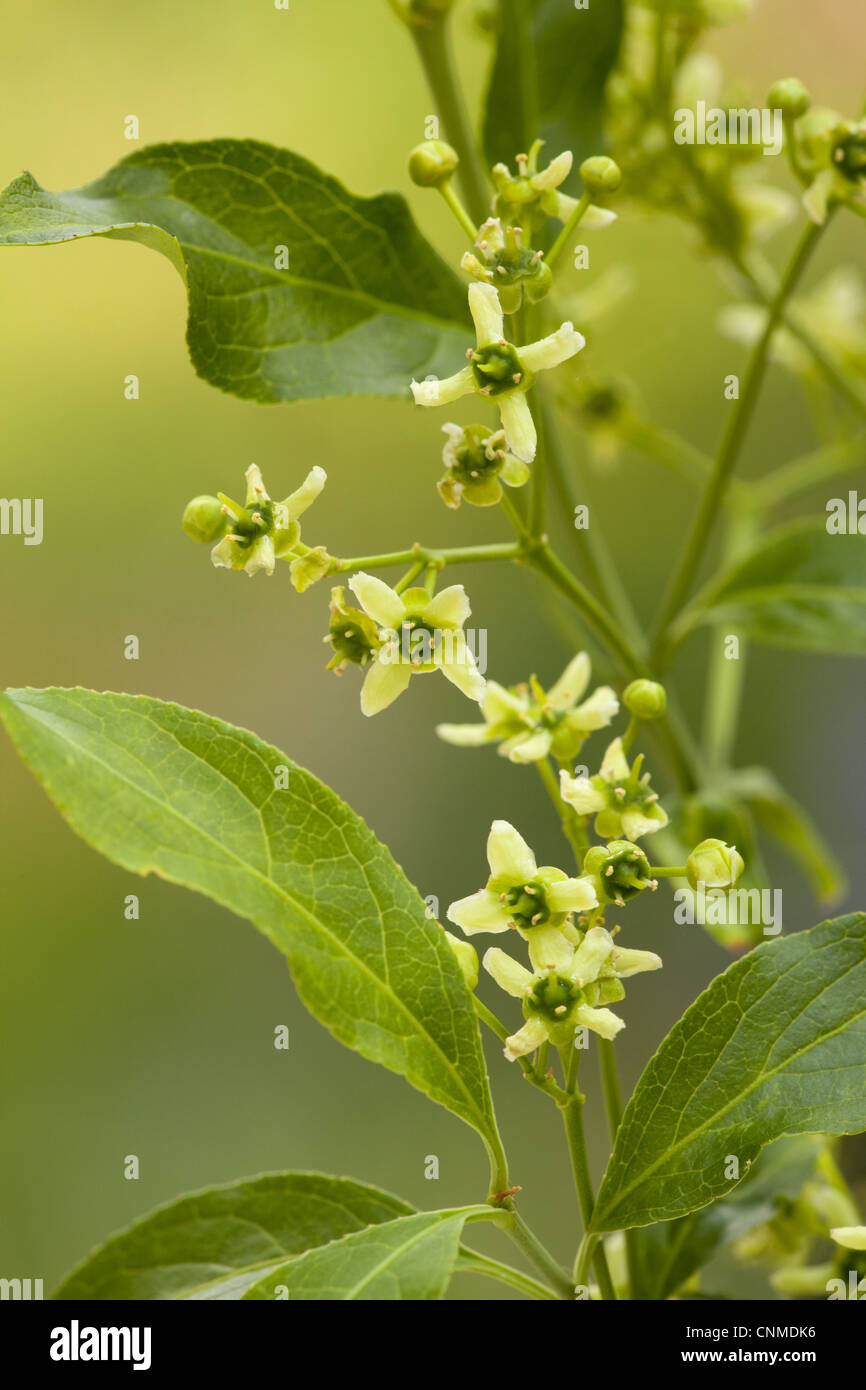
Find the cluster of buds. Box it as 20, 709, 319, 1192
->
768, 78, 866, 225
446, 820, 661, 1058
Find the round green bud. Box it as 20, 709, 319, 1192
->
182, 495, 228, 544
768, 78, 811, 120
623, 679, 667, 720
579, 155, 622, 196
686, 838, 745, 890
408, 140, 459, 188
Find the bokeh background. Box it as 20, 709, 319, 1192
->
1, 0, 864, 1299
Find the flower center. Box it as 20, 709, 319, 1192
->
504, 879, 551, 929
834, 129, 866, 181
528, 973, 581, 1022
331, 620, 376, 667
471, 342, 525, 397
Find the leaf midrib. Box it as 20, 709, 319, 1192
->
596, 942, 866, 1227
8, 693, 491, 1134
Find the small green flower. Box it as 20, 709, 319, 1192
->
437, 423, 529, 509
491, 143, 617, 236
584, 840, 654, 906
437, 652, 618, 762
483, 923, 661, 1060
194, 463, 327, 578
686, 838, 745, 890
411, 282, 585, 462
347, 572, 485, 715
559, 738, 669, 840
461, 218, 552, 314
324, 586, 382, 674
798, 110, 866, 224
447, 819, 598, 970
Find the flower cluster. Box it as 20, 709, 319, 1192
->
447, 820, 661, 1060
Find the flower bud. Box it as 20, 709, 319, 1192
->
768, 78, 811, 120
579, 156, 622, 197
687, 838, 744, 890
182, 495, 228, 544
623, 679, 667, 720
408, 140, 459, 187
444, 931, 478, 990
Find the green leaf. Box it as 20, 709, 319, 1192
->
54, 1172, 414, 1300
482, 0, 624, 170
242, 1206, 495, 1301
636, 1135, 824, 1299
721, 767, 847, 905
591, 913, 866, 1232
0, 688, 504, 1179
0, 141, 470, 404
675, 521, 866, 654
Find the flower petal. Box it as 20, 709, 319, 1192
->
830, 1225, 866, 1251
439, 645, 486, 702
520, 321, 586, 375
568, 686, 619, 731
411, 366, 474, 406
448, 889, 511, 935
612, 946, 663, 979
482, 945, 535, 996
359, 659, 412, 716
546, 652, 591, 711
504, 1016, 551, 1061
283, 465, 327, 521
504, 729, 553, 763
525, 927, 575, 975
559, 771, 606, 815
499, 453, 531, 487
531, 149, 573, 191
548, 875, 598, 914
436, 721, 493, 747
580, 205, 618, 229
487, 819, 537, 881
423, 583, 470, 629
468, 281, 505, 346
574, 1004, 625, 1041
600, 737, 629, 782
348, 572, 406, 629
482, 682, 530, 724
802, 168, 837, 226
621, 806, 669, 840
497, 391, 537, 463
569, 925, 616, 986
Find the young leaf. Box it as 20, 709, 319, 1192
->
673, 521, 866, 654
635, 1135, 824, 1299
54, 1172, 414, 1300
242, 1206, 497, 1301
0, 688, 504, 1181
0, 141, 470, 404
591, 912, 866, 1232
482, 0, 624, 169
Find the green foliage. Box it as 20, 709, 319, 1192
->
0, 141, 470, 403
592, 914, 866, 1231
0, 687, 503, 1174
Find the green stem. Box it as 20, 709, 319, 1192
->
597, 1039, 640, 1298
530, 543, 645, 678
557, 1046, 617, 1300
651, 219, 828, 663
702, 509, 758, 774
455, 1248, 559, 1300
409, 12, 489, 225
333, 541, 521, 573
574, 1231, 600, 1288
751, 435, 866, 509
473, 997, 569, 1104
438, 180, 478, 241
502, 1213, 575, 1300
546, 191, 592, 272
536, 757, 587, 863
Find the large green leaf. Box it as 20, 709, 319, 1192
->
0, 688, 503, 1177
242, 1206, 495, 1300
482, 0, 624, 170
54, 1172, 413, 1300
635, 1135, 824, 1299
674, 521, 866, 654
592, 913, 866, 1232
0, 140, 470, 403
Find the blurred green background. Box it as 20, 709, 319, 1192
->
1, 0, 864, 1298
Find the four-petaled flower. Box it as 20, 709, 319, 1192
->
446, 819, 597, 972
211, 464, 327, 579
437, 652, 618, 763
347, 572, 485, 716
411, 282, 585, 462
559, 738, 669, 840
483, 924, 661, 1061
491, 143, 618, 235
437, 423, 530, 509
